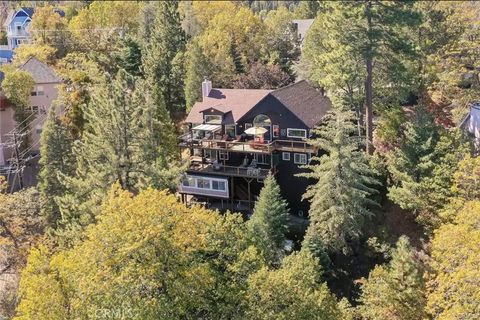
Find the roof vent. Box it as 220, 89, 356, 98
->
201, 78, 212, 101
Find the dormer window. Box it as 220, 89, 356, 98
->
204, 114, 222, 124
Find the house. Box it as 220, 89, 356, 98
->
292, 19, 314, 45
460, 103, 480, 149
0, 7, 64, 64
0, 57, 61, 167
178, 79, 332, 216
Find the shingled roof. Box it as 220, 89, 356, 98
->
185, 80, 331, 128
185, 88, 272, 124
19, 57, 61, 84
269, 80, 331, 128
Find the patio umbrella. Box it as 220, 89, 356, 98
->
244, 126, 267, 135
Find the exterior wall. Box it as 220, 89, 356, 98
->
0, 82, 59, 165
7, 13, 31, 50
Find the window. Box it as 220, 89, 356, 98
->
253, 114, 271, 125
282, 152, 290, 161
294, 153, 307, 164
219, 151, 229, 160
280, 129, 286, 136
287, 128, 307, 139
212, 180, 226, 191
182, 176, 196, 187
197, 178, 210, 189
204, 114, 222, 124
36, 86, 44, 96
273, 125, 279, 137
31, 106, 39, 113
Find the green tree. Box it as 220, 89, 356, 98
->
427, 201, 480, 320
359, 236, 426, 320
142, 0, 186, 112
56, 70, 179, 239
299, 105, 380, 253
233, 62, 291, 89
294, 0, 321, 19
300, 2, 421, 154
246, 250, 344, 320
184, 38, 211, 111
247, 173, 288, 265
387, 107, 470, 228
38, 108, 74, 228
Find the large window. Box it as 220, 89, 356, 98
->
212, 180, 226, 191
287, 128, 307, 139
253, 114, 271, 125
204, 114, 222, 124
294, 153, 307, 164
197, 178, 211, 189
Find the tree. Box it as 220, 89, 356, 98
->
387, 107, 470, 228
247, 173, 288, 265
427, 201, 480, 320
294, 0, 321, 19
246, 250, 344, 320
15, 187, 264, 319
233, 62, 291, 89
29, 4, 69, 58
56, 70, 179, 239
38, 108, 74, 228
300, 2, 421, 154
262, 6, 299, 77
299, 105, 380, 253
359, 236, 426, 320
184, 38, 211, 111
0, 188, 44, 276
12, 44, 57, 66
1, 69, 35, 136
197, 6, 265, 87
141, 0, 186, 113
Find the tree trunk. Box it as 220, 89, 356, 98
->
365, 1, 374, 155
365, 57, 373, 154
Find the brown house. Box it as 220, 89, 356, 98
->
0, 57, 61, 167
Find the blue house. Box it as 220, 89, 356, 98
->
4, 7, 34, 50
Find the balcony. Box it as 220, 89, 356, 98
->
179, 132, 316, 154
187, 159, 271, 180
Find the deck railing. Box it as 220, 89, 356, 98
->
188, 162, 270, 179
179, 135, 315, 154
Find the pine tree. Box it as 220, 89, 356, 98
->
298, 105, 380, 253
184, 39, 211, 111
57, 70, 180, 239
142, 0, 186, 112
359, 236, 426, 320
38, 108, 74, 227
247, 173, 289, 265
300, 2, 421, 154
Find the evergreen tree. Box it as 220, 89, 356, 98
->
38, 108, 74, 227
300, 1, 421, 154
57, 70, 179, 239
142, 0, 186, 112
247, 173, 288, 265
359, 236, 426, 320
298, 105, 380, 253
184, 39, 210, 111
387, 107, 469, 228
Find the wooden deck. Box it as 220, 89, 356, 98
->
179, 136, 316, 154
187, 163, 270, 179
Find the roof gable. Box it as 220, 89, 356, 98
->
19, 57, 61, 84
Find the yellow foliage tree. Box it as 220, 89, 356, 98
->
427, 200, 480, 319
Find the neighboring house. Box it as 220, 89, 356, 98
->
0, 7, 64, 64
0, 57, 61, 166
460, 103, 480, 149
178, 79, 332, 216
292, 19, 314, 46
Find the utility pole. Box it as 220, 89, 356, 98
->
11, 131, 24, 189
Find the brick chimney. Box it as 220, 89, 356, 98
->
201, 78, 212, 101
